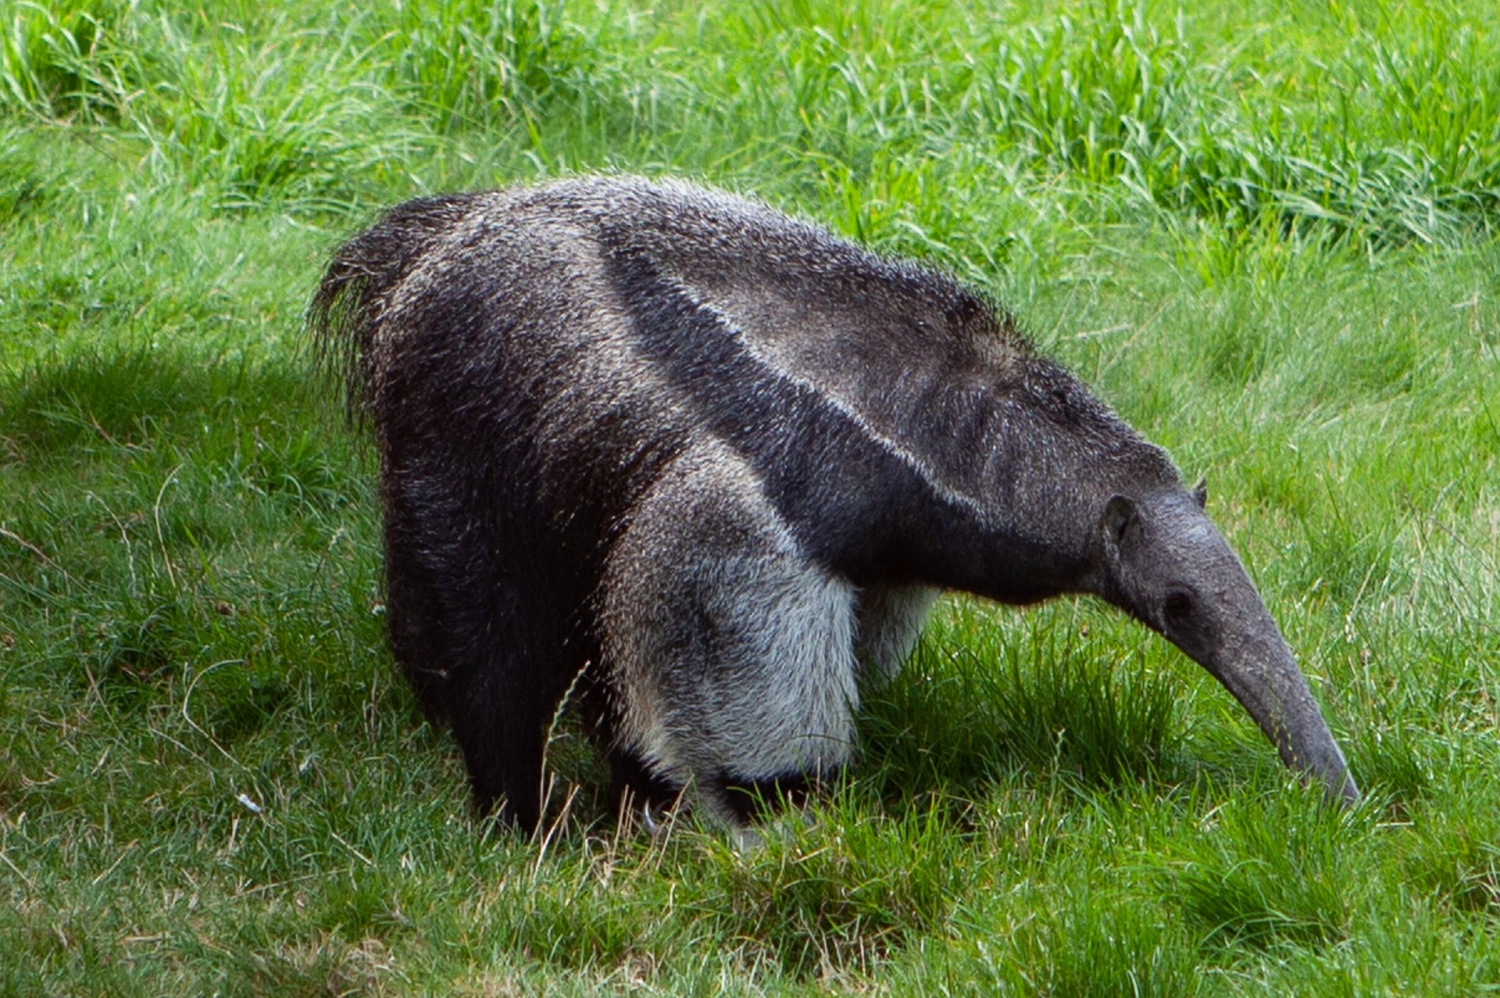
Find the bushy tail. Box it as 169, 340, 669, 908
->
307, 195, 480, 424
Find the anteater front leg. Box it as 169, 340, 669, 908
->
853, 584, 940, 685
600, 446, 861, 827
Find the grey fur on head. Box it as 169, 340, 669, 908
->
310, 175, 1357, 833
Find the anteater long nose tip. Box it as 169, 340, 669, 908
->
1330, 768, 1360, 808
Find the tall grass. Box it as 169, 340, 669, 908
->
0, 0, 135, 120
968, 1, 1500, 248
3, 0, 1500, 993
371, 0, 586, 132
7, 0, 1495, 238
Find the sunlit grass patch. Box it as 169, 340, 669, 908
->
128, 12, 420, 213
963, 893, 1203, 996
695, 797, 973, 977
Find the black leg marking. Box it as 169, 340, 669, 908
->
709, 772, 815, 827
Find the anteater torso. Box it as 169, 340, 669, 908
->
317, 176, 1183, 829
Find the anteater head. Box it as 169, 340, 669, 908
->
1089, 482, 1359, 805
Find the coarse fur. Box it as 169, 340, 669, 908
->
310, 175, 1357, 833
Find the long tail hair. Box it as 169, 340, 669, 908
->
306, 195, 479, 425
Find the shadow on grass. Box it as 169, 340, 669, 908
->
0, 347, 317, 458
856, 611, 1190, 811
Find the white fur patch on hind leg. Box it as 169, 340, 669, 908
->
602, 442, 863, 822
693, 556, 860, 779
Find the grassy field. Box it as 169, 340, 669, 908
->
2, 0, 1499, 992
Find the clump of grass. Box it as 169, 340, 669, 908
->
1406, 812, 1500, 916
990, 636, 1185, 788
967, 894, 1203, 996
1163, 784, 1356, 950
1, 348, 220, 456
690, 798, 972, 978
1342, 4, 1500, 200
370, 0, 587, 133
82, 597, 187, 710
132, 11, 419, 214
1346, 719, 1433, 815
0, 124, 51, 221
966, 0, 1500, 251
980, 2, 1194, 185
0, 0, 134, 121
1292, 508, 1405, 608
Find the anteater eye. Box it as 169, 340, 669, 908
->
1163, 591, 1194, 623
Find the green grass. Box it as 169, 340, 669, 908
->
3, 0, 1499, 992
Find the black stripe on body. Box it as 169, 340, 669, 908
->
602, 246, 1070, 602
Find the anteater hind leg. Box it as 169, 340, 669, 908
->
600, 444, 861, 827
443, 580, 588, 834
382, 480, 586, 834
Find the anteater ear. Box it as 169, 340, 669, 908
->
1193, 477, 1208, 509
1101, 494, 1138, 556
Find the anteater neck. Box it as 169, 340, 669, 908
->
866, 353, 1181, 605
